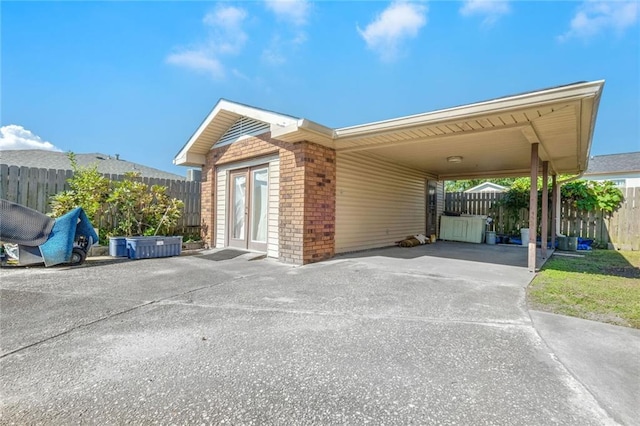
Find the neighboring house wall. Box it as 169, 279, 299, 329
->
335, 152, 427, 253
626, 178, 640, 187
584, 174, 640, 188
202, 133, 335, 265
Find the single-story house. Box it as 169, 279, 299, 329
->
174, 80, 605, 271
464, 182, 509, 193
1, 150, 186, 181
583, 152, 640, 188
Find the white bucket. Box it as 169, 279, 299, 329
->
486, 231, 496, 245
520, 228, 530, 246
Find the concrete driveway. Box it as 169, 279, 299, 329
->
0, 244, 625, 424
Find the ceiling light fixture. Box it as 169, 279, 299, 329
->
447, 156, 463, 163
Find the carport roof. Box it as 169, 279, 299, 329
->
175, 80, 604, 180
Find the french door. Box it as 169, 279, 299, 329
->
228, 166, 269, 252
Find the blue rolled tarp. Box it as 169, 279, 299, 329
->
39, 207, 98, 266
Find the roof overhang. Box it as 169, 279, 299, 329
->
331, 80, 604, 180
175, 81, 605, 179
174, 99, 299, 167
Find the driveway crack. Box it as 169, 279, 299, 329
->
0, 273, 262, 359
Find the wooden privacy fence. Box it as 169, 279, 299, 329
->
0, 165, 201, 236
445, 188, 639, 250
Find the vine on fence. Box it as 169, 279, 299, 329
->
490, 177, 624, 235
49, 153, 184, 243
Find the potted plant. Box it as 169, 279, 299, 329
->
183, 235, 204, 250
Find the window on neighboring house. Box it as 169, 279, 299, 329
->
610, 179, 626, 188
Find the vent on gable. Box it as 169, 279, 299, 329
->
216, 117, 270, 147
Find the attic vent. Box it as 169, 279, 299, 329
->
216, 117, 270, 147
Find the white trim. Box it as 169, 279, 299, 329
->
334, 81, 604, 140
216, 154, 279, 173
174, 100, 297, 166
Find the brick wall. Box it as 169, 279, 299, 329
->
202, 134, 336, 265
302, 143, 336, 263
200, 159, 215, 247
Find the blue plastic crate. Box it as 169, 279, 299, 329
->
108, 237, 128, 257
126, 236, 182, 260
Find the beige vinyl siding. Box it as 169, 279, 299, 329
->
215, 170, 227, 248
336, 152, 427, 253
267, 159, 279, 258
215, 155, 279, 257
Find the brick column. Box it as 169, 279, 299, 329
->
278, 147, 306, 264
278, 142, 336, 264
200, 156, 216, 248
302, 143, 336, 263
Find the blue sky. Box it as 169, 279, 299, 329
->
2, 0, 639, 177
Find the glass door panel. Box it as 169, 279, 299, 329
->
249, 168, 268, 251
229, 171, 247, 248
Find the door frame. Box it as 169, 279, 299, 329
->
226, 164, 269, 252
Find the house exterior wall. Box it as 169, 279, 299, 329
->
335, 152, 427, 253
200, 133, 335, 265
584, 174, 640, 188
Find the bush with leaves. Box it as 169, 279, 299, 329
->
49, 153, 185, 240
106, 172, 184, 237
49, 152, 110, 225
491, 177, 624, 235
561, 180, 623, 215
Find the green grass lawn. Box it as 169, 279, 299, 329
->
528, 249, 640, 329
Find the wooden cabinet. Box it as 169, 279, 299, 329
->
439, 215, 486, 243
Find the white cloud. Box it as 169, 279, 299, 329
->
357, 1, 428, 62
166, 5, 248, 79
166, 50, 224, 79
0, 125, 62, 152
262, 0, 310, 66
559, 1, 639, 42
460, 0, 510, 26
265, 0, 310, 26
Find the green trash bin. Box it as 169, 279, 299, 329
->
557, 236, 568, 251
557, 236, 577, 251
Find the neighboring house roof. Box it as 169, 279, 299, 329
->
464, 182, 508, 193
175, 81, 605, 181
583, 152, 640, 177
1, 150, 184, 180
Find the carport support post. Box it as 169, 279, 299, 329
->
528, 143, 539, 272
541, 161, 549, 259
551, 174, 557, 250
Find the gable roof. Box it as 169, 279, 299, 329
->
174, 99, 299, 166
1, 150, 185, 180
584, 152, 640, 175
464, 182, 508, 193
175, 81, 605, 180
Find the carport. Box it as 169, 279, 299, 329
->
175, 80, 605, 270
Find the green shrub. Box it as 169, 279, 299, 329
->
49, 153, 184, 240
